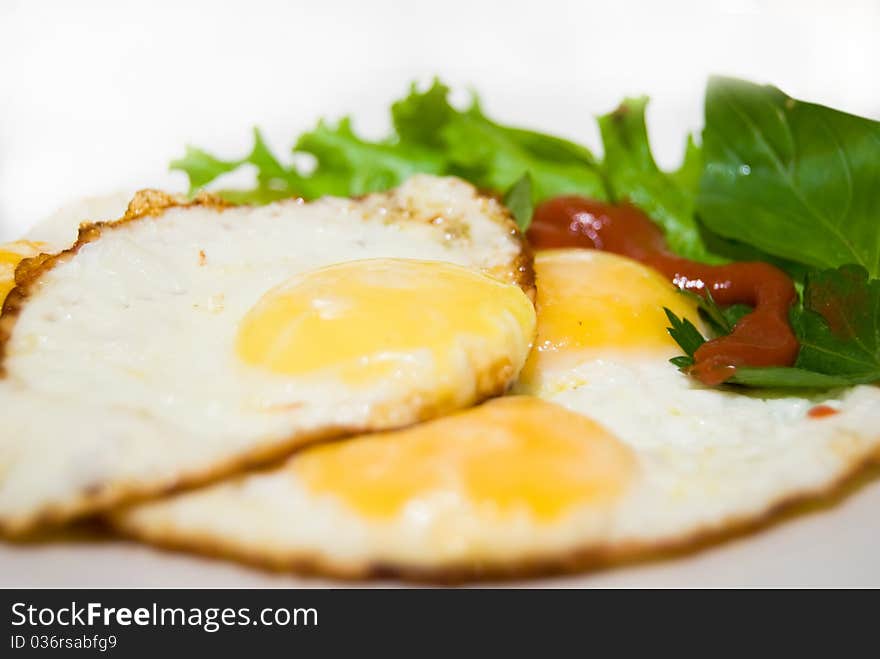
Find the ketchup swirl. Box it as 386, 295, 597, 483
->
527, 196, 799, 385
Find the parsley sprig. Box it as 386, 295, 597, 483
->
171, 77, 880, 390
665, 265, 880, 388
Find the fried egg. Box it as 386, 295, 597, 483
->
112, 248, 880, 581
22, 191, 134, 248
0, 242, 45, 308
0, 176, 536, 536
1, 193, 132, 308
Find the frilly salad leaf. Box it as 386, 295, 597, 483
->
170, 79, 720, 256
170, 128, 300, 204
392, 81, 608, 200
598, 98, 716, 262
172, 80, 609, 225
293, 118, 447, 198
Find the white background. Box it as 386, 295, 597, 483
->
1, 0, 879, 586
1, 0, 878, 240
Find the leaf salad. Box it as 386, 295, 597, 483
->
171, 77, 880, 391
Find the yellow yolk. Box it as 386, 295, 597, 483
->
518, 249, 701, 389
0, 241, 44, 306
236, 258, 536, 386
295, 396, 635, 522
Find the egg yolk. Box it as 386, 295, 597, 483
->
295, 396, 635, 522
518, 249, 701, 389
236, 258, 536, 387
0, 241, 44, 307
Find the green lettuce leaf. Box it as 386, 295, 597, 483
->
794, 265, 880, 378
392, 81, 608, 203
390, 80, 455, 149
669, 134, 701, 191
598, 98, 717, 263
170, 146, 239, 193
698, 76, 880, 276
678, 289, 752, 336
170, 128, 303, 204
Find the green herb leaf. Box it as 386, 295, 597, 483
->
172, 79, 607, 209
247, 128, 294, 189
794, 265, 880, 378
678, 289, 752, 337
698, 76, 880, 276
669, 355, 695, 369
503, 172, 534, 231
598, 98, 718, 263
726, 367, 866, 389
723, 304, 753, 331
171, 128, 304, 204
669, 133, 702, 192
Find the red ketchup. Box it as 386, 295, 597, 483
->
807, 404, 838, 419
527, 197, 799, 385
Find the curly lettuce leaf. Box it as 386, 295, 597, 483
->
392, 80, 608, 203
170, 128, 302, 204
598, 98, 717, 263
172, 80, 609, 213
170, 80, 720, 262
677, 288, 751, 337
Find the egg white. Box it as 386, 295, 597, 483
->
541, 359, 880, 544
0, 175, 534, 535
110, 371, 880, 580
